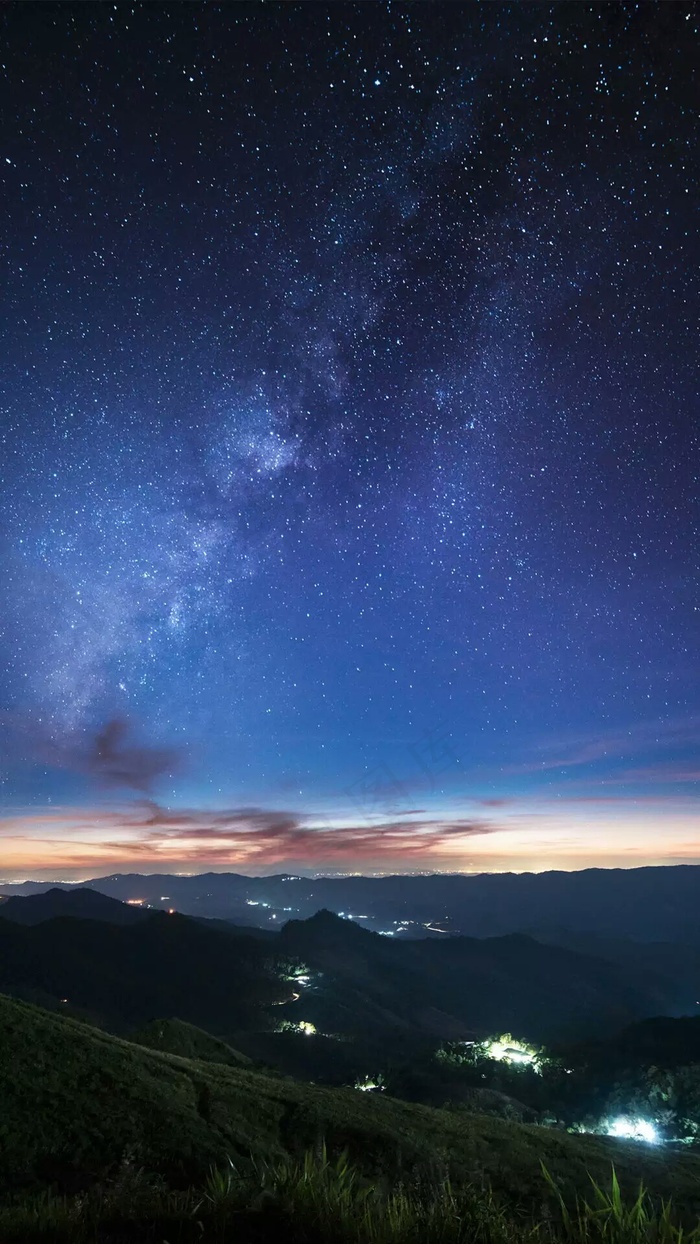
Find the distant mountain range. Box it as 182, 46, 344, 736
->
0, 886, 691, 1045
3, 864, 700, 943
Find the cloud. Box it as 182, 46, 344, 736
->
3, 794, 700, 880
0, 798, 512, 883
121, 806, 499, 866
38, 718, 182, 795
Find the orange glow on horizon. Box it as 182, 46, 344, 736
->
1, 796, 699, 880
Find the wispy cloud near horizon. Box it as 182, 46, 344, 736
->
1, 789, 699, 881
0, 801, 502, 877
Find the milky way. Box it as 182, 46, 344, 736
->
0, 4, 698, 875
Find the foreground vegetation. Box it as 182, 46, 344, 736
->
4, 993, 700, 1242
4, 994, 700, 1205
2, 1148, 700, 1243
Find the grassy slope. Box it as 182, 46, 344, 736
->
2, 994, 700, 1210
131, 1017, 252, 1066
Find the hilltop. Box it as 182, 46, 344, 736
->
131, 1016, 252, 1066
0, 886, 148, 926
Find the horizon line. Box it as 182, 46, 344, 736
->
2, 860, 700, 887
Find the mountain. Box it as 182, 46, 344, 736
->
525, 927, 700, 1016
0, 886, 148, 926
2, 991, 699, 1206
130, 1017, 252, 1066
4, 865, 700, 943
591, 1015, 700, 1069
276, 910, 673, 1042
0, 904, 679, 1049
0, 910, 286, 1034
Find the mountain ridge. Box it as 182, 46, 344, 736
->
3, 864, 699, 942
0, 895, 678, 1045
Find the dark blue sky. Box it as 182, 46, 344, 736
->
0, 3, 697, 877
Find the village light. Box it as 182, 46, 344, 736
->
480, 1036, 542, 1072
606, 1117, 659, 1144
355, 1075, 385, 1093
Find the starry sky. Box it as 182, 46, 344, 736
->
0, 2, 698, 880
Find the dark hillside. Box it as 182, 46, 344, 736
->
0, 912, 285, 1034
130, 1017, 252, 1066
0, 887, 147, 926
279, 911, 668, 1042
526, 927, 700, 1016
585, 1015, 700, 1069
0, 904, 671, 1051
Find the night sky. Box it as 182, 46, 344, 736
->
1, 3, 698, 879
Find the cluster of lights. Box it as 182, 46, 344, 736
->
277, 1017, 319, 1037
284, 964, 311, 982
475, 1035, 543, 1072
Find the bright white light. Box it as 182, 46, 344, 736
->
482, 1037, 540, 1070
355, 1075, 385, 1093
606, 1117, 659, 1144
